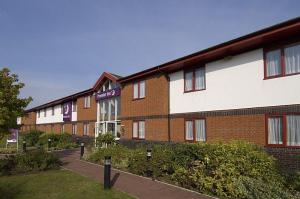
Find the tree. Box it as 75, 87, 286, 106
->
0, 67, 32, 139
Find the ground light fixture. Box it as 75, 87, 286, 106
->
22, 140, 26, 153
48, 138, 51, 150
80, 142, 85, 158
146, 148, 152, 177
104, 156, 111, 189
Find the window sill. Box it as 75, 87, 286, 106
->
132, 97, 145, 101
266, 144, 300, 149
264, 72, 300, 80
184, 88, 206, 93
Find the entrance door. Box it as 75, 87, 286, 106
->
106, 121, 116, 136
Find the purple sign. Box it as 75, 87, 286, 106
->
8, 129, 18, 142
63, 102, 72, 121
96, 87, 121, 101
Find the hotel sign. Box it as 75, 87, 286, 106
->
96, 87, 121, 101
63, 102, 72, 122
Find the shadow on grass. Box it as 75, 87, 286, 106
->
0, 179, 25, 199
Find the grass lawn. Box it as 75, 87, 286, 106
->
0, 170, 134, 199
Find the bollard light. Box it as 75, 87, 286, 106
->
48, 138, 52, 150
146, 148, 152, 160
104, 156, 111, 189
146, 148, 152, 177
80, 142, 85, 158
22, 140, 26, 153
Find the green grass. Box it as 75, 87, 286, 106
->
0, 170, 134, 199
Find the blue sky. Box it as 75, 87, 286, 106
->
0, 0, 299, 108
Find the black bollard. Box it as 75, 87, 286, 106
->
104, 156, 111, 189
146, 148, 152, 177
48, 138, 51, 150
80, 142, 84, 158
22, 140, 26, 153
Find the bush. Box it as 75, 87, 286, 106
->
128, 145, 174, 178
87, 145, 131, 169
87, 141, 299, 198
23, 130, 44, 146
38, 132, 76, 149
96, 133, 115, 147
0, 150, 61, 175
171, 141, 292, 199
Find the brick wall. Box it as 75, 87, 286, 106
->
120, 74, 169, 141
121, 74, 168, 118
122, 119, 169, 141
266, 147, 300, 170
170, 114, 266, 145
77, 95, 97, 121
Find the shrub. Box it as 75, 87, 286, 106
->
23, 130, 44, 146
38, 132, 76, 149
171, 141, 293, 199
96, 133, 115, 147
128, 145, 174, 178
0, 150, 61, 175
87, 145, 131, 169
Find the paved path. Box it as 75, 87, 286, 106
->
57, 149, 215, 199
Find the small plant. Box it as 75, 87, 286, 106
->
23, 130, 44, 146
96, 132, 115, 147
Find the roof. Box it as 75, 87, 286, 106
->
25, 88, 93, 113
25, 71, 122, 113
118, 16, 300, 83
92, 72, 122, 91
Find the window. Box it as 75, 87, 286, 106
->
267, 114, 300, 147
185, 119, 206, 142
184, 67, 205, 92
264, 42, 300, 78
72, 101, 77, 112
38, 110, 40, 118
133, 80, 145, 99
52, 107, 55, 115
84, 96, 91, 108
83, 123, 89, 136
72, 124, 77, 135
132, 121, 145, 139
44, 109, 47, 117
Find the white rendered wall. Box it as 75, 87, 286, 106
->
170, 48, 300, 114
36, 104, 78, 124
36, 105, 63, 124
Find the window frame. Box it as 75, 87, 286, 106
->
133, 80, 146, 100
184, 118, 207, 142
83, 122, 89, 136
72, 101, 77, 112
184, 66, 206, 93
72, 123, 77, 135
264, 41, 300, 79
265, 113, 300, 148
132, 120, 145, 140
84, 96, 91, 108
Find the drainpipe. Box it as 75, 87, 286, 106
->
157, 67, 171, 142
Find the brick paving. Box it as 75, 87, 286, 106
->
57, 149, 215, 199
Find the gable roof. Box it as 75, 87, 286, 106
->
92, 72, 122, 91
118, 17, 300, 83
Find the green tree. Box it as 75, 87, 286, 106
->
0, 68, 32, 139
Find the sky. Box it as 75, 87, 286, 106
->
0, 0, 299, 108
